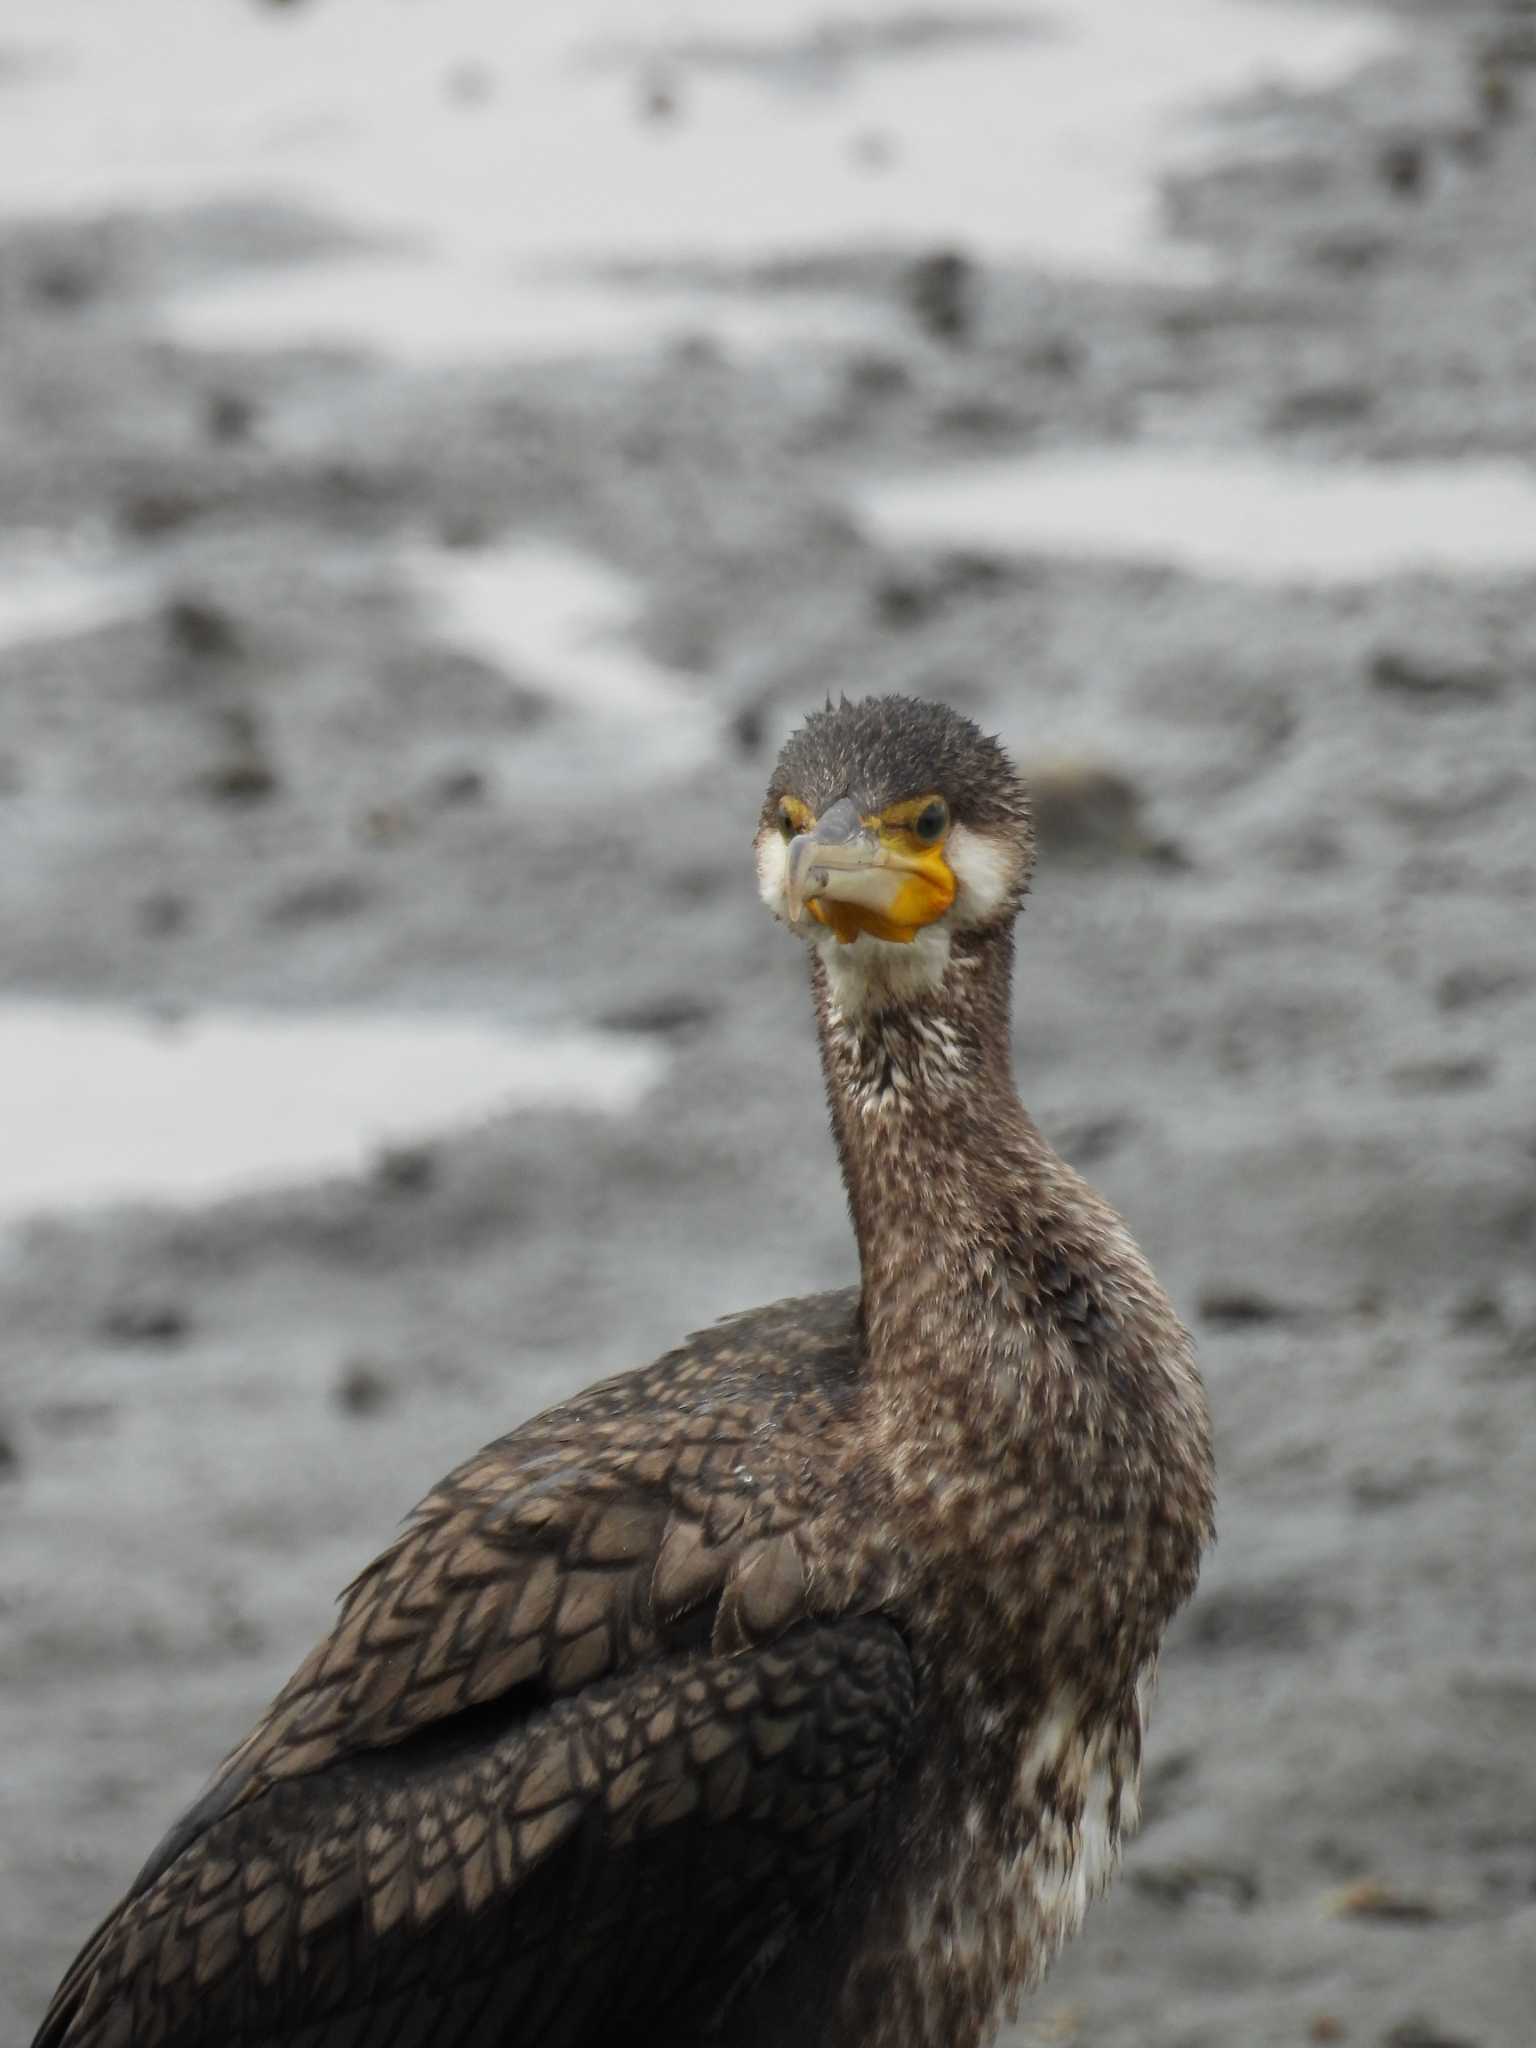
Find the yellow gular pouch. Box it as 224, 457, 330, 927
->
807, 804, 957, 945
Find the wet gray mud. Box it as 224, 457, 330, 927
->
3, 4, 1536, 2044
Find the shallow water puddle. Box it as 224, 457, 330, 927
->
1, 0, 1395, 363
168, 263, 907, 370
0, 1005, 663, 1222
0, 544, 152, 652
404, 540, 693, 719
857, 450, 1536, 584
401, 537, 720, 773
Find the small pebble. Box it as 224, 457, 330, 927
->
1128, 1858, 1260, 1909
903, 248, 974, 343
1197, 1288, 1298, 1328
1449, 1289, 1505, 1334
1381, 2019, 1478, 2048
844, 352, 912, 400
374, 1145, 437, 1197
204, 389, 257, 444
431, 766, 489, 808
266, 875, 372, 927
31, 261, 97, 309
164, 595, 244, 663
101, 1302, 190, 1347
1331, 1879, 1443, 1924
731, 703, 767, 756
1436, 965, 1528, 1011
118, 491, 204, 539
1377, 138, 1426, 197
1028, 760, 1147, 864
138, 891, 192, 938
204, 755, 279, 804
1390, 1057, 1492, 1094
335, 1360, 395, 1417
1369, 647, 1503, 702
599, 996, 716, 1037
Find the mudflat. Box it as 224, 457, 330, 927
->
2, 5, 1534, 2044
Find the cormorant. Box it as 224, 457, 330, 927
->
36, 694, 1215, 2048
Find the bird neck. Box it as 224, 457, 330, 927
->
811, 923, 1047, 1374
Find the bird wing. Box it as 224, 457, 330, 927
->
37, 1295, 909, 2046
37, 1618, 914, 2048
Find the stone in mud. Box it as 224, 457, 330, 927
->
31, 261, 100, 309
1018, 335, 1083, 379
1189, 1581, 1354, 1656
202, 706, 279, 803
1027, 758, 1147, 863
1381, 2021, 1479, 2048
430, 765, 489, 808
203, 754, 279, 804
1436, 965, 1529, 1011
138, 891, 192, 938
1476, 55, 1519, 123
930, 396, 1031, 441
204, 389, 258, 444
100, 1302, 190, 1347
1331, 1879, 1444, 1924
1368, 646, 1504, 701
335, 1359, 395, 1417
1377, 137, 1428, 197
118, 490, 208, 539
1483, 21, 1536, 69
1048, 1115, 1134, 1168
265, 874, 373, 927
903, 248, 974, 343
1268, 381, 1375, 431
1197, 1287, 1300, 1328
373, 1144, 437, 1197
164, 595, 244, 664
598, 994, 716, 1037
1128, 1858, 1260, 1910
843, 352, 912, 401
1390, 1057, 1493, 1093
1309, 228, 1396, 275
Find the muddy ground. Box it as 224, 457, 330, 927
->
3, 3, 1536, 2043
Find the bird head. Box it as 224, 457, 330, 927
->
756, 696, 1033, 973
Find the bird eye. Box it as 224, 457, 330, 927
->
914, 799, 948, 843
778, 803, 798, 841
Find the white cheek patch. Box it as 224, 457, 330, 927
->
755, 827, 790, 917
947, 823, 1017, 928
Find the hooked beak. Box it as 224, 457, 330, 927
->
785, 798, 879, 924
784, 797, 955, 944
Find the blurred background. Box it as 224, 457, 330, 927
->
2, 2, 1535, 2042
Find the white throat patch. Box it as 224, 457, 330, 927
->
816, 922, 953, 1018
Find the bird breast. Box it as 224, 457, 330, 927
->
841, 1688, 1142, 2048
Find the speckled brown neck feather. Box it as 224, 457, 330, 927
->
815, 925, 1022, 1297
35, 698, 1214, 2048
791, 914, 1214, 2046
